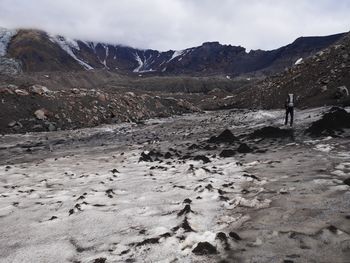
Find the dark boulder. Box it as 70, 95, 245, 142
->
229, 231, 241, 241
192, 242, 217, 255
250, 126, 293, 139
344, 178, 350, 186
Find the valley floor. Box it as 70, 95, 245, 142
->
0, 108, 349, 263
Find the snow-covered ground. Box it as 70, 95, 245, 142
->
0, 108, 349, 263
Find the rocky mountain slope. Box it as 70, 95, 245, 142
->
0, 27, 345, 76
228, 32, 350, 109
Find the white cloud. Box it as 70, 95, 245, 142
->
0, 0, 349, 51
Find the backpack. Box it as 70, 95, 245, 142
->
286, 94, 294, 107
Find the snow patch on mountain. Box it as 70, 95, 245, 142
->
295, 58, 303, 65
49, 35, 93, 70
0, 28, 17, 57
133, 52, 157, 73
168, 50, 185, 62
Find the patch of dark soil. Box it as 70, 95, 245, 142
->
306, 107, 350, 136
249, 126, 294, 139
208, 129, 237, 144
93, 258, 107, 263
136, 237, 160, 247
178, 204, 194, 216
182, 217, 195, 232
203, 144, 217, 150
219, 149, 236, 158
192, 242, 218, 255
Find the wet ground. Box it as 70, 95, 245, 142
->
0, 108, 349, 263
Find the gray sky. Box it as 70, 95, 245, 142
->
0, 0, 349, 51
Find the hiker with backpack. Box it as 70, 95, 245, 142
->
285, 93, 294, 127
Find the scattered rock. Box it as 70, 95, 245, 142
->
334, 86, 349, 99
139, 150, 162, 162
8, 121, 22, 129
47, 122, 56, 131
29, 84, 51, 95
14, 89, 29, 96
192, 242, 217, 255
34, 108, 50, 120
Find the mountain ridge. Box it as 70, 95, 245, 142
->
0, 27, 346, 76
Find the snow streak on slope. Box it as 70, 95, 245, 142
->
133, 52, 144, 72
49, 35, 93, 70
0, 28, 17, 56
133, 52, 157, 73
295, 58, 303, 65
168, 50, 185, 62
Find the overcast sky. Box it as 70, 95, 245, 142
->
0, 0, 349, 51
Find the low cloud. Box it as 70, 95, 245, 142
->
0, 0, 349, 51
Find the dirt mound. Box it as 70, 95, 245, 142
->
237, 143, 253, 153
306, 107, 350, 136
208, 129, 237, 144
249, 126, 294, 139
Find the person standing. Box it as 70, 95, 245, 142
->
285, 93, 294, 126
